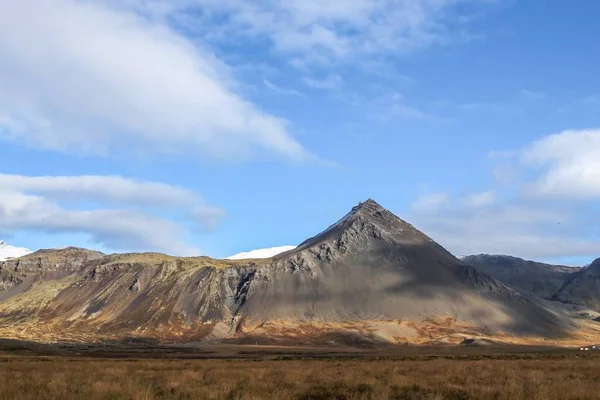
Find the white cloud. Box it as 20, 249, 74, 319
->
303, 75, 343, 89
0, 174, 224, 255
0, 174, 199, 207
410, 197, 600, 259
491, 163, 519, 186
464, 190, 495, 207
411, 192, 450, 212
191, 205, 227, 232
408, 128, 600, 260
523, 129, 600, 199
263, 79, 306, 98
0, 0, 308, 160
354, 90, 434, 122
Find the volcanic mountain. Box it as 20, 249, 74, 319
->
0, 199, 586, 344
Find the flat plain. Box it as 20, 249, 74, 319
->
1, 341, 600, 400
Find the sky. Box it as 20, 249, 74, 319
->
0, 0, 599, 265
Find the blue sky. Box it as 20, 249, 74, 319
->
1, 0, 599, 264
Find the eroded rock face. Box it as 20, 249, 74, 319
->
0, 247, 104, 291
0, 200, 580, 343
552, 259, 600, 309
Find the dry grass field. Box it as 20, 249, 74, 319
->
1, 351, 600, 400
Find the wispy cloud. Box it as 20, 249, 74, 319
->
410, 192, 598, 260
411, 192, 450, 212
409, 128, 600, 261
368, 91, 437, 122
520, 89, 548, 102
263, 79, 306, 98
303, 75, 343, 90
0, 175, 201, 208
464, 191, 495, 208
127, 0, 500, 68
0, 174, 224, 255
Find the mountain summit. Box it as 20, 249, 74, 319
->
292, 198, 435, 254
0, 200, 583, 344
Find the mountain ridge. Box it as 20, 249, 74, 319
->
552, 258, 600, 309
0, 199, 595, 345
461, 254, 581, 300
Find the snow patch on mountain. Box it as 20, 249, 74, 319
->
226, 245, 296, 260
0, 240, 32, 261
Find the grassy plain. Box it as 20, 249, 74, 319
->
1, 342, 600, 399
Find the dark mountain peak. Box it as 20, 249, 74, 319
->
588, 258, 600, 269
354, 198, 384, 211
347, 199, 409, 225
288, 199, 438, 257
335, 198, 386, 223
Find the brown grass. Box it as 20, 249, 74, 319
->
1, 355, 600, 400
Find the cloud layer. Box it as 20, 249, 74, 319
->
409, 129, 600, 261
0, 174, 224, 255
138, 0, 488, 67
523, 129, 600, 199
0, 0, 308, 160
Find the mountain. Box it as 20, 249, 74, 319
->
462, 254, 580, 300
226, 245, 296, 260
552, 258, 600, 309
0, 247, 104, 294
462, 254, 600, 314
0, 200, 584, 344
0, 241, 32, 262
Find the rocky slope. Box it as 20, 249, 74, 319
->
462, 254, 580, 300
0, 200, 586, 344
552, 259, 600, 309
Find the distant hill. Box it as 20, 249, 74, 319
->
553, 259, 600, 309
462, 254, 580, 300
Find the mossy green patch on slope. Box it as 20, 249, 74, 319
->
101, 253, 270, 270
